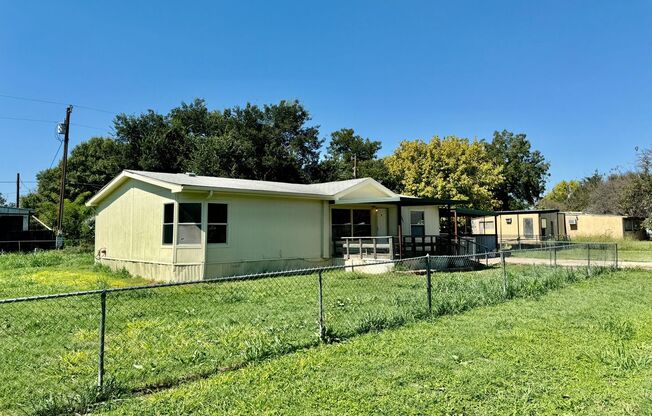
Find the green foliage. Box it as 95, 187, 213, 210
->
185, 100, 322, 183
539, 172, 604, 211
0, 193, 7, 206
486, 130, 550, 210
386, 136, 504, 209
327, 128, 381, 165
317, 128, 399, 189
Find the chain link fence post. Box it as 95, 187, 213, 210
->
615, 243, 619, 269
97, 289, 107, 389
501, 251, 507, 297
587, 243, 591, 276
425, 254, 432, 315
317, 270, 326, 342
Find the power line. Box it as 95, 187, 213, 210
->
0, 93, 117, 115
0, 116, 58, 124
0, 115, 110, 131
49, 140, 63, 168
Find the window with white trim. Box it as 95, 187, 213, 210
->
207, 203, 228, 244
410, 210, 425, 236
162, 203, 174, 245
177, 203, 202, 245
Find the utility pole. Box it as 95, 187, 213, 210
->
56, 105, 73, 242
15, 173, 19, 208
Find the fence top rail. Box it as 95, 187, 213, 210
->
0, 243, 617, 305
0, 255, 437, 304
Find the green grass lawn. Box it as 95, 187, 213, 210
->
0, 250, 621, 415
93, 268, 652, 415
0, 249, 151, 299
570, 238, 652, 263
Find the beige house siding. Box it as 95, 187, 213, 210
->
400, 206, 440, 236
472, 211, 567, 243
563, 213, 644, 239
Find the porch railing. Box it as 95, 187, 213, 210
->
338, 234, 500, 260
341, 236, 395, 260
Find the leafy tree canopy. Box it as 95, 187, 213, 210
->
386, 136, 504, 209
486, 130, 549, 210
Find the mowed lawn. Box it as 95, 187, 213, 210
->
0, 249, 639, 414
94, 268, 652, 415
571, 238, 652, 263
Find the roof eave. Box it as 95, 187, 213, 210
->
86, 171, 183, 207
177, 185, 330, 200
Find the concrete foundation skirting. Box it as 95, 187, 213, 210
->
343, 258, 395, 274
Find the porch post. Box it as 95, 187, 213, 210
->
494, 215, 499, 250
447, 204, 453, 255
397, 202, 403, 259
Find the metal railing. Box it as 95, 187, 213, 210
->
0, 242, 619, 414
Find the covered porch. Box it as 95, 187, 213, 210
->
330, 197, 498, 261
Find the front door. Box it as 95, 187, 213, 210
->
376, 209, 388, 235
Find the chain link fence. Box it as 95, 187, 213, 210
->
0, 242, 617, 414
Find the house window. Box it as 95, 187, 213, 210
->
332, 209, 352, 240
352, 209, 371, 236
162, 203, 174, 245
569, 217, 578, 231
207, 203, 228, 244
410, 210, 425, 236
177, 203, 202, 245
331, 209, 372, 239
480, 220, 494, 233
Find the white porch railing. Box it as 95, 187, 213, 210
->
341, 236, 395, 260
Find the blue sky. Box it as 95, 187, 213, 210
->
1, 1, 651, 200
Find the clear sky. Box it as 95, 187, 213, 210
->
1, 1, 651, 200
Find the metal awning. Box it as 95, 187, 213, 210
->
452, 207, 497, 217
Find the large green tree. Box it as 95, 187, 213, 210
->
187, 100, 322, 183
486, 130, 550, 210
386, 136, 504, 209
318, 128, 398, 189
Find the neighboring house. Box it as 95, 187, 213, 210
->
0, 206, 55, 251
564, 212, 646, 240
86, 170, 496, 281
472, 209, 567, 247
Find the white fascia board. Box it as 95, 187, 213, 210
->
331, 197, 401, 205
86, 171, 183, 206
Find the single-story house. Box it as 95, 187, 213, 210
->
564, 212, 646, 240
86, 170, 497, 281
472, 209, 567, 248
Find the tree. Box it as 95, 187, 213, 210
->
538, 180, 583, 211
66, 137, 126, 198
317, 128, 400, 188
621, 148, 652, 220
486, 130, 550, 210
386, 136, 504, 209
187, 100, 322, 183
538, 173, 603, 211
327, 128, 381, 165
0, 193, 6, 206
